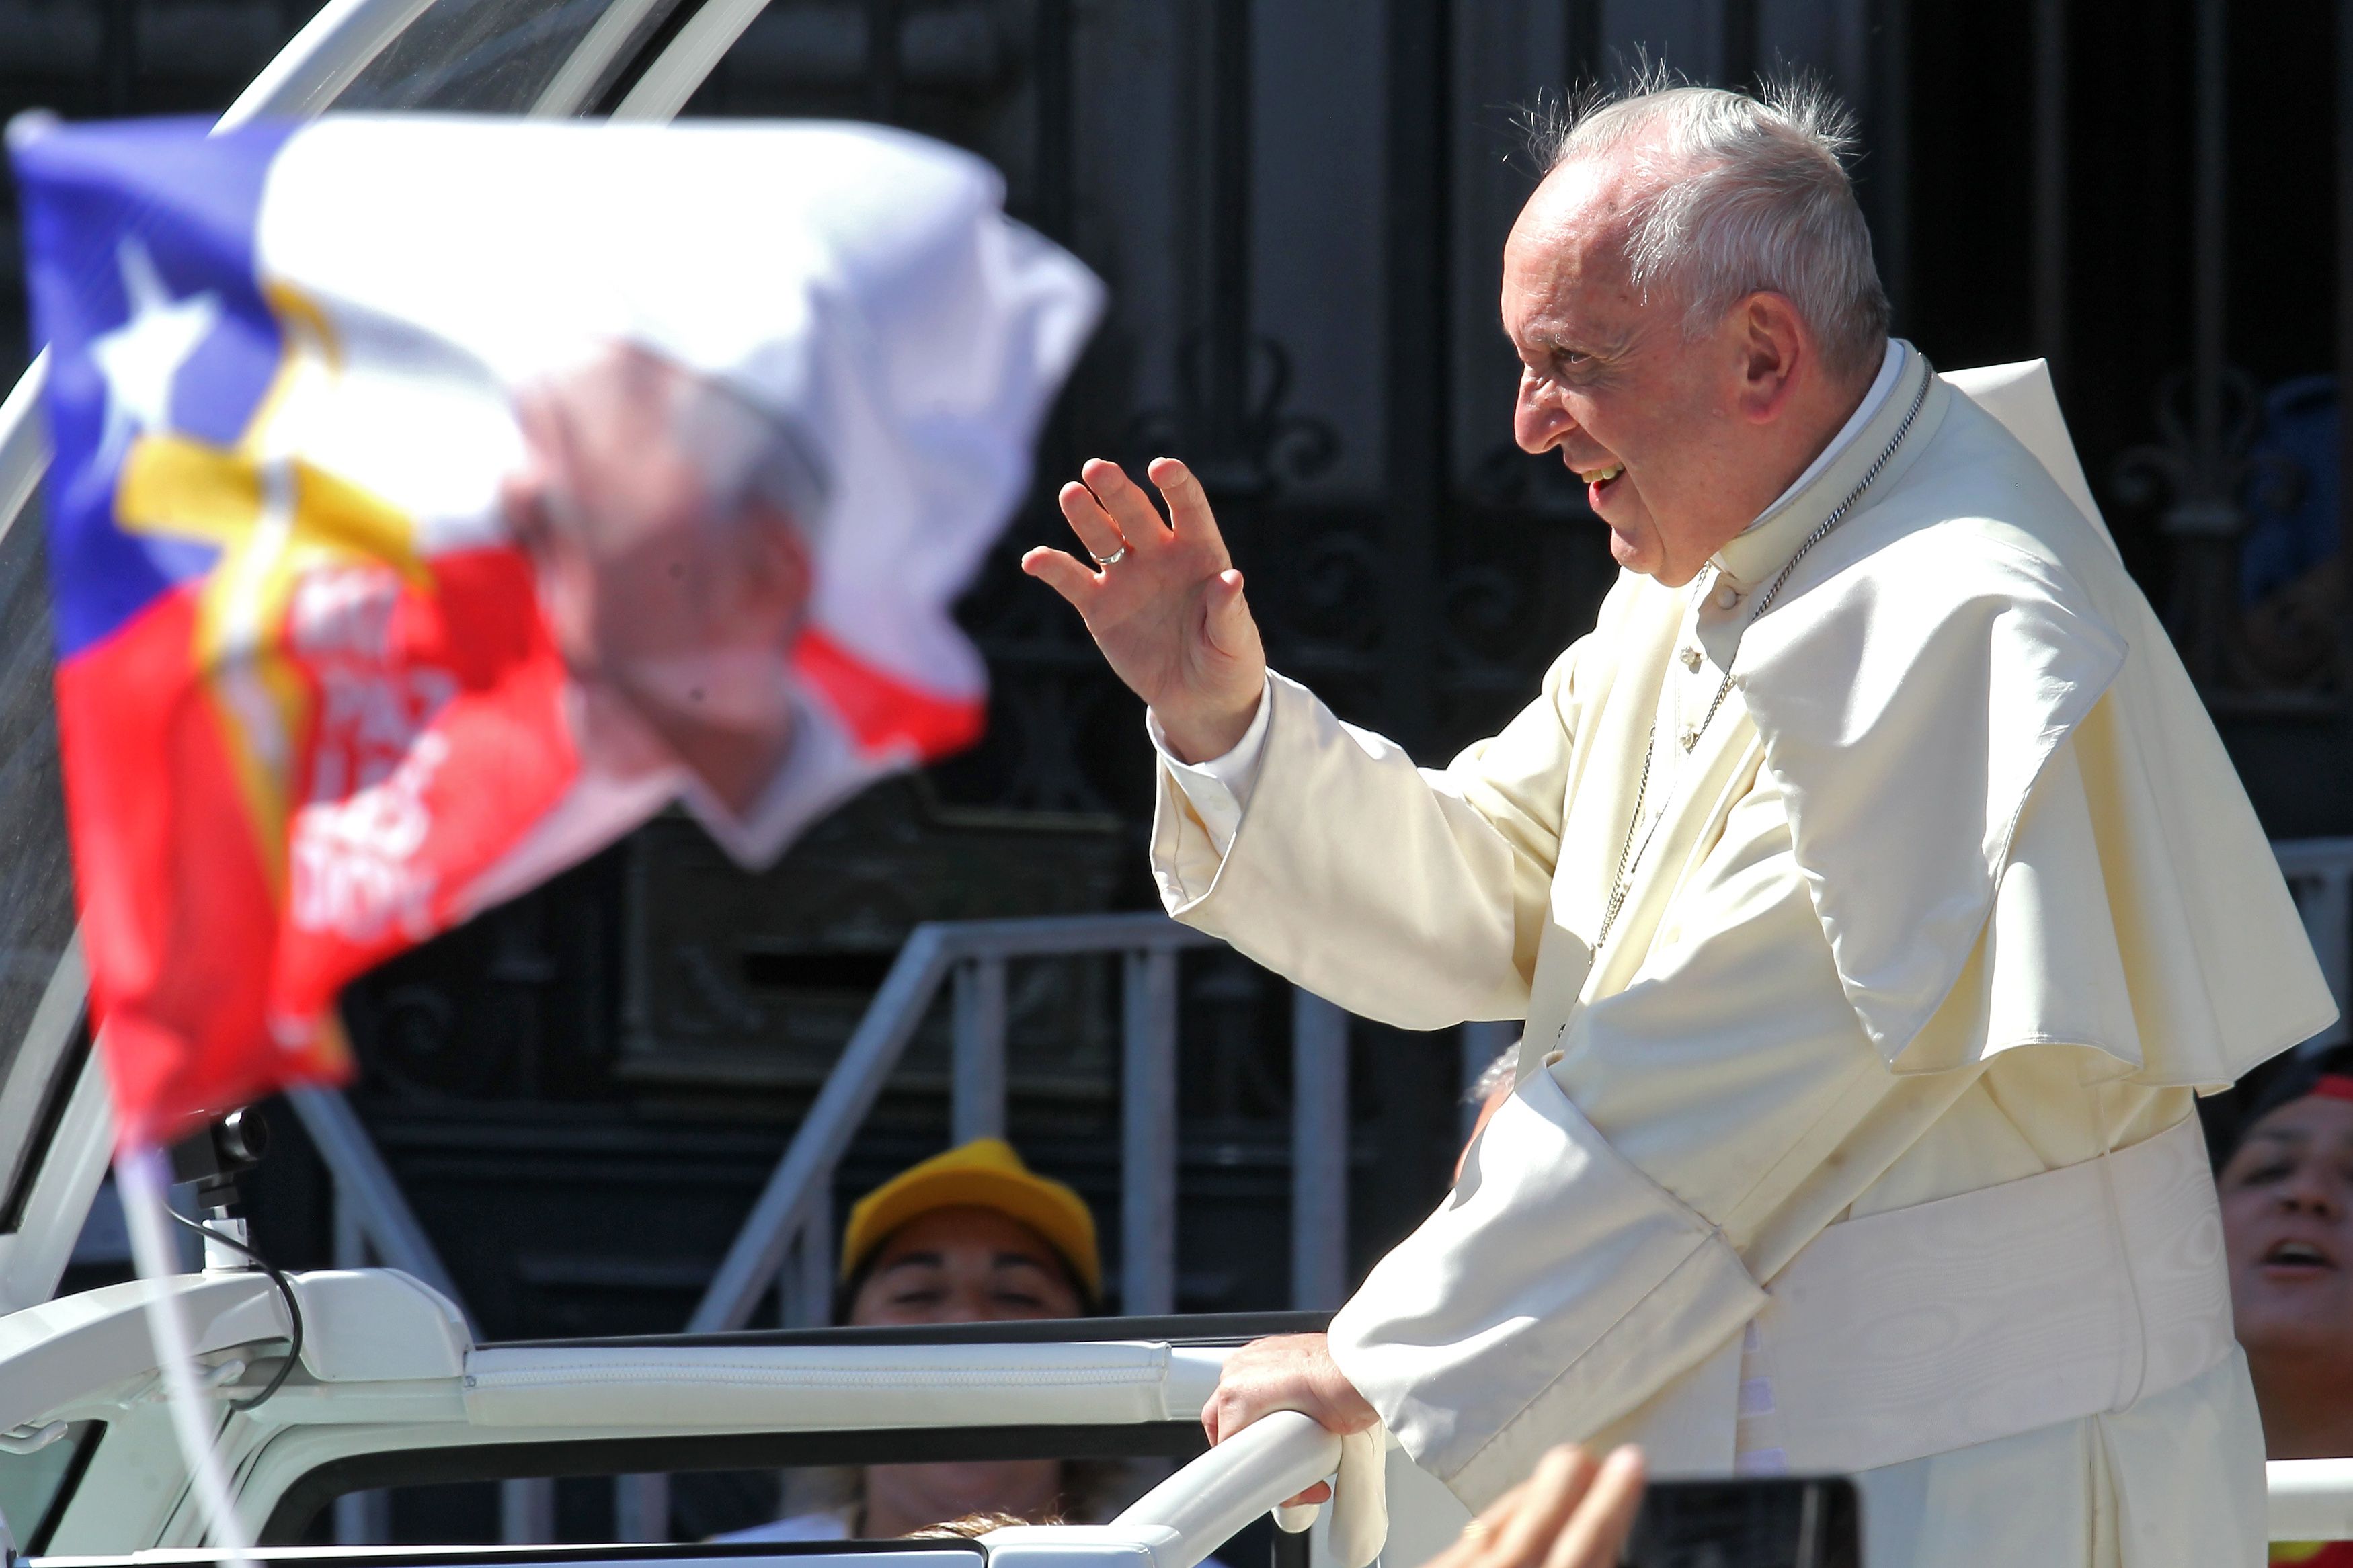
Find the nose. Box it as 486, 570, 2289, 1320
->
2276, 1163, 2345, 1219
1515, 370, 1578, 455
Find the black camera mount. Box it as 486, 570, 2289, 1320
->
165, 1106, 270, 1268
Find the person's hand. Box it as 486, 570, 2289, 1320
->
1020, 457, 1267, 763
1429, 1446, 1646, 1568
1201, 1331, 1378, 1505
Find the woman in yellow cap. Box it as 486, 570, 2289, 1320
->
721, 1138, 1105, 1541
834, 1134, 1101, 1329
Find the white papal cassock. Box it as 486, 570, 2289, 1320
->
1148, 345, 2338, 1568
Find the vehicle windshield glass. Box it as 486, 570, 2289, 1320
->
330, 0, 694, 114
0, 1420, 102, 1553
0, 501, 82, 1225
258, 1431, 1217, 1552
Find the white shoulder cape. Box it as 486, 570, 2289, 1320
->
1736, 360, 2334, 1087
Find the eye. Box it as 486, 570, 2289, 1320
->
2237, 1161, 2294, 1187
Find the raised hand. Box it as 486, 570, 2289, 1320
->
1021, 456, 1268, 763
1430, 1446, 1647, 1568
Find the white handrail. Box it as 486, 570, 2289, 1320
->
214, 0, 441, 128
2270, 1458, 2353, 1542
1113, 1411, 1342, 1568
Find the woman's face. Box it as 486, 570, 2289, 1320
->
2219, 1094, 2353, 1361
848, 1206, 1084, 1327
846, 1205, 1087, 1536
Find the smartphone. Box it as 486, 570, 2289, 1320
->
1620, 1475, 1861, 1568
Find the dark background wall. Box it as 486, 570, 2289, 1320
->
19, 0, 2345, 1356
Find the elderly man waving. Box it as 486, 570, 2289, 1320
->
1027, 81, 2332, 1568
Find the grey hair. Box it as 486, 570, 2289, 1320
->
1532, 73, 1890, 378
669, 371, 832, 541
1466, 1044, 1520, 1105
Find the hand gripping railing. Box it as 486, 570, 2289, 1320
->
1111, 1411, 1342, 1568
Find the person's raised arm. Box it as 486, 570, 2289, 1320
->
1434, 1446, 1646, 1568
1021, 457, 1267, 764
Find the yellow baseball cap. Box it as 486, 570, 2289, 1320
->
839, 1137, 1101, 1301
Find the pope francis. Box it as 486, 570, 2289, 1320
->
1021, 81, 2337, 1568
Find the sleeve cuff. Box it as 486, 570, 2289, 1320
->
1146, 674, 1273, 855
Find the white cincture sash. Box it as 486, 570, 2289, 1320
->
1743, 1114, 2233, 1475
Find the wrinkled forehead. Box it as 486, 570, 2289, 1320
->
1501, 159, 1644, 337
513, 339, 691, 451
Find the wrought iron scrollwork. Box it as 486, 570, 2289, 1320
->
2118, 366, 2346, 703
1441, 563, 1529, 672
2112, 0, 2347, 709
2114, 364, 2264, 540
1123, 331, 1342, 501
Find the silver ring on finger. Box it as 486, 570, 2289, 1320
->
1091, 545, 1129, 567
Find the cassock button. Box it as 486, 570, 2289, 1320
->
1714, 581, 1741, 610
1679, 723, 1700, 751
1680, 645, 1703, 671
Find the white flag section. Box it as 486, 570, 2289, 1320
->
247, 116, 1103, 898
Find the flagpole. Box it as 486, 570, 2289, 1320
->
116, 1143, 258, 1567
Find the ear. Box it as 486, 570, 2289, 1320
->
1732, 291, 1810, 424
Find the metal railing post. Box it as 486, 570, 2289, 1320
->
952, 956, 1009, 1143
690, 928, 954, 1332
333, 1490, 391, 1547
2276, 839, 2353, 1050
2311, 863, 2351, 1046
500, 1479, 555, 1544
803, 1192, 834, 1320
1121, 948, 1180, 1315
288, 1087, 469, 1313
779, 1201, 834, 1327
331, 1187, 366, 1270
1290, 991, 1349, 1311
615, 1473, 670, 1542
776, 1223, 811, 1327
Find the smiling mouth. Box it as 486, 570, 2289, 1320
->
1577, 462, 1626, 501
2260, 1239, 2338, 1272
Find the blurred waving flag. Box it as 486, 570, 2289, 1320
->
13, 115, 1101, 1148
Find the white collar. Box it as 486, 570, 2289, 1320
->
679, 682, 862, 866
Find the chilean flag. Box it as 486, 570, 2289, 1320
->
14, 116, 1101, 1148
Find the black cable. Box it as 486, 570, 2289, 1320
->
165, 1209, 305, 1411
